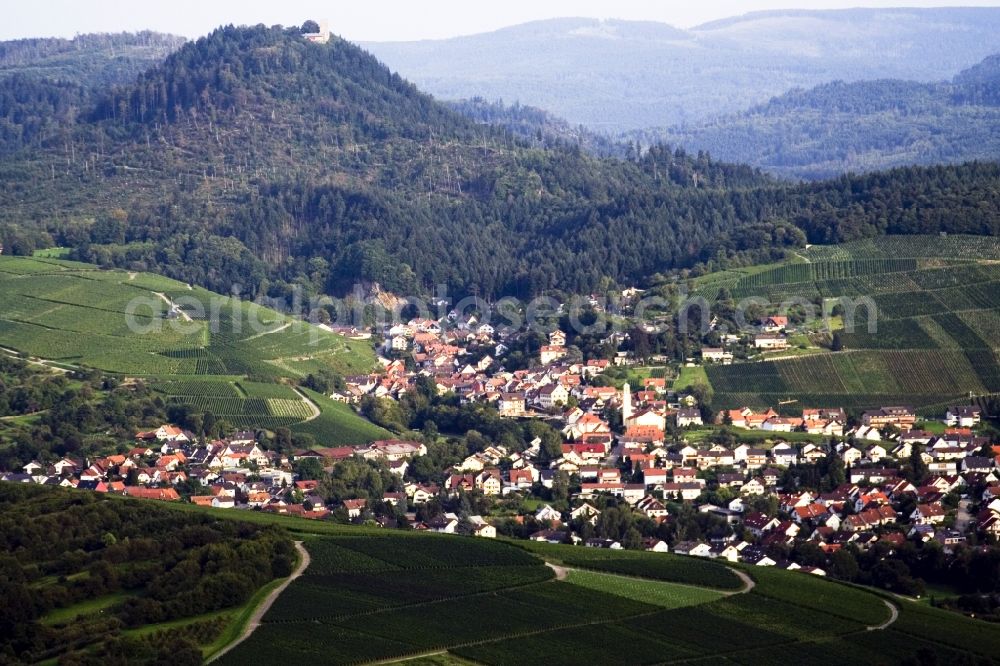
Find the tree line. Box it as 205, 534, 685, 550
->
0, 484, 293, 664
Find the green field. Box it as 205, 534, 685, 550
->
563, 569, 725, 608
693, 235, 1000, 414
198, 503, 1000, 666
673, 365, 709, 391
0, 256, 384, 442
23, 491, 989, 666
39, 591, 132, 626
289, 388, 392, 444
518, 540, 743, 590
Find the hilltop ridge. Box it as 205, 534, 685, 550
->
364, 8, 1000, 129
637, 52, 1000, 179
1, 23, 999, 303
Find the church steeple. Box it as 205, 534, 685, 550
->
622, 382, 633, 422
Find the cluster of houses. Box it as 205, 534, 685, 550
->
3, 392, 999, 565
336, 321, 638, 417
716, 404, 985, 448
701, 315, 792, 362
522, 435, 1000, 566
3, 306, 998, 576
0, 425, 429, 520
342, 313, 802, 413
719, 407, 846, 437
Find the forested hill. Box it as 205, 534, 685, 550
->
0, 32, 184, 154
0, 32, 184, 87
1, 24, 1000, 302
641, 53, 1000, 180
447, 98, 625, 158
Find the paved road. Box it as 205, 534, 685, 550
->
868, 600, 899, 631
545, 562, 756, 595
546, 562, 568, 580
730, 569, 756, 595
209, 540, 310, 662
0, 346, 72, 374
291, 387, 322, 422
153, 291, 192, 322
956, 499, 973, 533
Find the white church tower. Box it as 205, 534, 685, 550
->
622, 382, 633, 421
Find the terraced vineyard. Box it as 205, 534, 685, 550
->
212, 525, 1000, 665
696, 235, 1000, 414
0, 256, 385, 443
289, 388, 393, 445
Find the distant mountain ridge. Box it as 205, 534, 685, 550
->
363, 8, 1000, 130
636, 53, 1000, 179
954, 53, 1000, 86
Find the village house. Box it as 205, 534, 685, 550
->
219, 443, 267, 468
637, 495, 669, 519
720, 407, 778, 430
676, 407, 703, 427
800, 443, 827, 464
508, 467, 538, 490
945, 405, 982, 428
476, 469, 503, 495
744, 512, 780, 537
701, 347, 734, 364
469, 515, 496, 538
642, 377, 668, 394
565, 501, 596, 520
761, 316, 789, 333
697, 448, 736, 469
387, 335, 409, 352
134, 424, 191, 444
360, 440, 427, 461
661, 482, 703, 501
754, 333, 789, 350
642, 467, 668, 486
862, 406, 916, 431
771, 444, 798, 467
673, 541, 712, 557
535, 504, 563, 524
839, 446, 863, 466
744, 448, 769, 470
340, 498, 366, 518
911, 503, 946, 525
498, 393, 527, 417
123, 486, 181, 501
586, 538, 623, 550
537, 383, 570, 409
428, 513, 460, 533
411, 484, 440, 504
539, 345, 567, 365
643, 538, 670, 552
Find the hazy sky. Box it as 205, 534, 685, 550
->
4, 1, 1000, 42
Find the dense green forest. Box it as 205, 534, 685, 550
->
448, 98, 624, 158
0, 358, 172, 469
0, 483, 293, 664
0, 32, 184, 87
644, 53, 1000, 179
1, 24, 999, 302
0, 33, 184, 154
